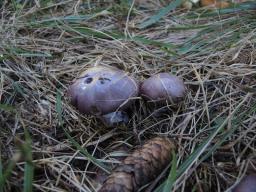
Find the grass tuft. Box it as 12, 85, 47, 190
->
1, 0, 256, 191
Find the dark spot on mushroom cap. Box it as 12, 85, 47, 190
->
68, 66, 139, 115
140, 73, 186, 103
232, 174, 256, 192
99, 77, 111, 84
84, 77, 93, 84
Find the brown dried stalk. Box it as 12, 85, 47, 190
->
99, 137, 175, 192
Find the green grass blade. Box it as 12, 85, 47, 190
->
61, 25, 177, 50
176, 17, 245, 54
200, 101, 256, 163
27, 10, 110, 25
23, 128, 34, 192
2, 160, 16, 184
18, 52, 52, 57
0, 104, 16, 112
0, 156, 20, 192
56, 89, 63, 126
154, 123, 229, 192
12, 82, 25, 97
177, 124, 225, 176
62, 128, 110, 173
155, 95, 252, 192
163, 151, 177, 192
0, 151, 3, 192
25, 19, 177, 52
3, 46, 52, 58
23, 163, 34, 192
138, 0, 183, 29
55, 90, 110, 173
167, 24, 208, 31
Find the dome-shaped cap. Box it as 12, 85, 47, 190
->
68, 66, 139, 115
140, 73, 186, 103
232, 174, 256, 192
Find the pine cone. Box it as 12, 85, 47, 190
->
99, 137, 175, 192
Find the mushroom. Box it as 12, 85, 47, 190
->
68, 66, 138, 126
140, 73, 186, 104
182, 0, 200, 9
232, 174, 256, 192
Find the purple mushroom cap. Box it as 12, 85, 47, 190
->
68, 66, 139, 115
232, 174, 256, 192
140, 73, 186, 103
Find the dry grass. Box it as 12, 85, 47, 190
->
0, 0, 256, 192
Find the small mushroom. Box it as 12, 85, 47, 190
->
232, 174, 256, 192
140, 73, 186, 104
182, 0, 200, 9
68, 66, 138, 125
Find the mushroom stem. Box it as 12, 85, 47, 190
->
99, 111, 129, 127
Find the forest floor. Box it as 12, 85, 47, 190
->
0, 1, 256, 192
